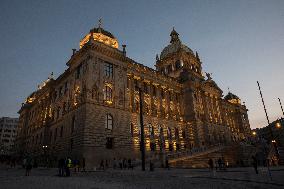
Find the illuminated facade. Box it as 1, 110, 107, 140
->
15, 25, 251, 167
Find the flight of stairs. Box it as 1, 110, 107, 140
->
277, 147, 284, 165
169, 143, 257, 168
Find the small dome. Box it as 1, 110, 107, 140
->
160, 28, 193, 60
80, 26, 119, 49
225, 92, 241, 104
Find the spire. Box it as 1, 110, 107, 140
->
196, 51, 200, 62
98, 18, 102, 32
156, 54, 160, 61
170, 27, 180, 43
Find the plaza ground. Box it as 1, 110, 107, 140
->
1, 165, 284, 189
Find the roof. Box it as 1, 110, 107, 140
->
90, 27, 116, 39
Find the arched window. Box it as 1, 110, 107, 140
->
159, 126, 164, 138
167, 127, 172, 140
167, 65, 172, 73
105, 114, 113, 130
175, 60, 181, 69
104, 85, 112, 103
175, 128, 179, 139
148, 124, 154, 138
130, 123, 134, 137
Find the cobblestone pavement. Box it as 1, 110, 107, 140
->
1, 166, 284, 189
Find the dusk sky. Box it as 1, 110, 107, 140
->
0, 0, 283, 129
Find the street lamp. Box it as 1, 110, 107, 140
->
135, 85, 146, 171
276, 122, 281, 129
42, 145, 48, 167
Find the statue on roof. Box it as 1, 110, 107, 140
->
205, 72, 212, 80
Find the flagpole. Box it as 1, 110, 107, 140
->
257, 81, 272, 180
278, 98, 284, 117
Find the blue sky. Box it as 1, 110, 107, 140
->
0, 0, 283, 129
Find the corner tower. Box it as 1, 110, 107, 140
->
155, 28, 203, 80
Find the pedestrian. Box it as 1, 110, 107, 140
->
119, 159, 123, 170
123, 158, 127, 169
25, 156, 32, 176
150, 160, 154, 171
58, 158, 65, 176
100, 160, 104, 170
165, 158, 170, 170
113, 158, 117, 169
73, 159, 79, 172
217, 158, 222, 170
128, 158, 133, 170
22, 158, 27, 169
252, 155, 258, 174
82, 158, 86, 172
208, 158, 215, 176
65, 157, 72, 177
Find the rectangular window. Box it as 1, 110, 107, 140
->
104, 86, 112, 102
152, 86, 156, 96
59, 87, 63, 97
64, 82, 68, 94
134, 79, 138, 89
161, 89, 165, 99
143, 83, 148, 94
104, 62, 113, 78
76, 64, 82, 79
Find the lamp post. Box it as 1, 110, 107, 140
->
136, 86, 146, 171
278, 98, 284, 117
42, 145, 48, 167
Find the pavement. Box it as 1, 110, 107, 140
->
1, 165, 284, 189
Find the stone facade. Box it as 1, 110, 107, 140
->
15, 25, 251, 168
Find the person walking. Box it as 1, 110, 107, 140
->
65, 157, 72, 177
217, 158, 222, 171
58, 158, 65, 176
165, 158, 170, 170
252, 155, 258, 174
25, 156, 32, 176
208, 158, 215, 176
82, 158, 86, 172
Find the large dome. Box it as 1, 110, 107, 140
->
160, 28, 193, 60
80, 26, 119, 49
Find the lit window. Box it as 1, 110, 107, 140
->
104, 62, 113, 77
105, 114, 113, 130
104, 85, 113, 103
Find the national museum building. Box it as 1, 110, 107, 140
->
15, 24, 251, 167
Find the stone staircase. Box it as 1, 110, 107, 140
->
134, 143, 257, 168
169, 143, 257, 168
278, 147, 284, 165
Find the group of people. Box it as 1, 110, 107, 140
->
99, 158, 134, 170
208, 157, 227, 172
58, 157, 85, 177
22, 156, 34, 176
